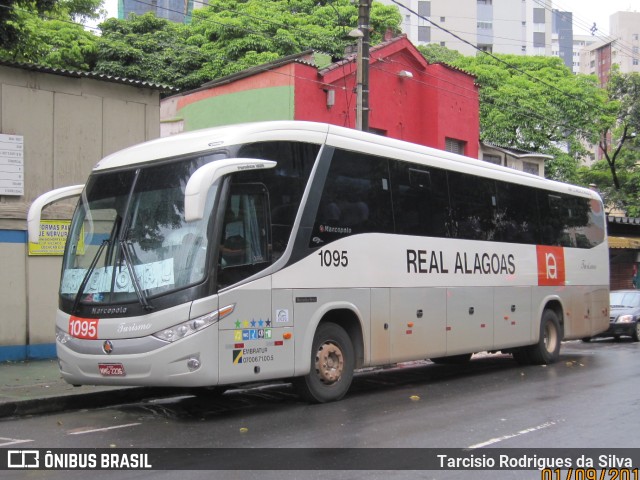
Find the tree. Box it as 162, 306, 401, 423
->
174, 0, 402, 85
0, 0, 102, 51
94, 0, 401, 90
417, 43, 463, 65
596, 68, 640, 190
0, 13, 98, 69
421, 46, 609, 182
95, 14, 209, 90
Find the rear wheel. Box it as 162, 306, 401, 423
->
512, 309, 562, 365
528, 309, 562, 365
295, 323, 355, 403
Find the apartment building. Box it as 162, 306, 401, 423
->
381, 0, 555, 56
118, 0, 206, 23
580, 11, 640, 84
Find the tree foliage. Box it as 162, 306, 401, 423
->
0, 0, 101, 50
595, 68, 640, 190
577, 69, 640, 216
0, 0, 401, 90
95, 14, 208, 89
421, 46, 610, 183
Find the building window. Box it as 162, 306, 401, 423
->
418, 1, 430, 17
633, 34, 639, 41
478, 21, 493, 29
634, 59, 639, 66
483, 154, 502, 165
533, 8, 545, 24
478, 44, 493, 53
418, 26, 431, 42
445, 138, 466, 155
440, 41, 446, 46
440, 16, 445, 22
523, 161, 540, 176
477, 0, 492, 4
533, 32, 545, 48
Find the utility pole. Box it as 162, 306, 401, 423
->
358, 0, 370, 132
350, 1, 370, 132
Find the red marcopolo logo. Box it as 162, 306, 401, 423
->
536, 245, 566, 286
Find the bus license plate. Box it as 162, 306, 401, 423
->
98, 363, 126, 376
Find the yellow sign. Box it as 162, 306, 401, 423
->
28, 220, 84, 256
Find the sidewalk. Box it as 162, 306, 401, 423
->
0, 359, 181, 418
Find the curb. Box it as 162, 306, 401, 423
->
0, 387, 188, 419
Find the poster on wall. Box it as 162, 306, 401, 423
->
0, 133, 24, 196
28, 220, 84, 256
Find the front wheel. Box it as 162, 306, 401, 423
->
632, 322, 640, 342
295, 323, 355, 403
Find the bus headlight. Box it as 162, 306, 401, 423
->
153, 304, 235, 342
56, 327, 72, 345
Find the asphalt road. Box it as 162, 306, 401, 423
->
2, 339, 639, 479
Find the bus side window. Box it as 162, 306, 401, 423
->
391, 163, 450, 237
311, 149, 393, 246
448, 171, 497, 241
217, 183, 271, 289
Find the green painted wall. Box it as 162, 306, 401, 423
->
180, 85, 295, 131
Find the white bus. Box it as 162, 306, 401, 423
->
28, 121, 609, 403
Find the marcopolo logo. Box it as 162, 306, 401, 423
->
536, 245, 566, 286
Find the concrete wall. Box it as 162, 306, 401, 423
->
0, 65, 162, 361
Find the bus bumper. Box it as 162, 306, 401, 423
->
56, 326, 220, 387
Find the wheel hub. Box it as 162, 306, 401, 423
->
315, 342, 344, 385
544, 322, 558, 353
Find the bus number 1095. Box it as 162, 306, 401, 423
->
318, 249, 349, 268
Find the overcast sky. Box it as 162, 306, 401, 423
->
549, 0, 639, 35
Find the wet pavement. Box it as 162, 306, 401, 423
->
0, 359, 183, 418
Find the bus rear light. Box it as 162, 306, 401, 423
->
283, 332, 292, 340
153, 304, 236, 343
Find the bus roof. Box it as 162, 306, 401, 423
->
93, 121, 600, 200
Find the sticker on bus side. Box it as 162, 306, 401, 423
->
536, 246, 566, 286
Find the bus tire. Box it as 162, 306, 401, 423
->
295, 322, 355, 403
511, 347, 531, 365
430, 353, 472, 365
528, 309, 562, 365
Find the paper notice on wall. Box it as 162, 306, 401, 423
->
0, 134, 23, 196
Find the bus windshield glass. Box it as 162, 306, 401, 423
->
61, 155, 220, 307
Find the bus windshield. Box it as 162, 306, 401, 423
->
61, 156, 219, 308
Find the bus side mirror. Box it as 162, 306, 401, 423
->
27, 185, 84, 244
184, 158, 276, 222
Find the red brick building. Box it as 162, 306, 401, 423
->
161, 35, 479, 157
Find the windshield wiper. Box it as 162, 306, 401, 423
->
72, 239, 110, 315
115, 168, 153, 311
119, 239, 153, 311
